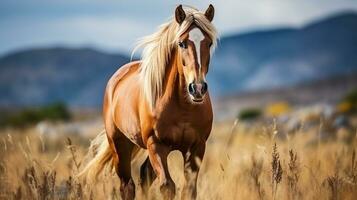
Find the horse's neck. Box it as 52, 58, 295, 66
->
161, 51, 187, 106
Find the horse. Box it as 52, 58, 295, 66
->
79, 4, 217, 200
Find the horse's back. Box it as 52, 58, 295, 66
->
103, 61, 145, 147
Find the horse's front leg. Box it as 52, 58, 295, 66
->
181, 143, 206, 200
147, 136, 176, 199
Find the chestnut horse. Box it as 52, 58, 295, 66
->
79, 4, 217, 200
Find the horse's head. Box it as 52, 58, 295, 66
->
175, 5, 215, 103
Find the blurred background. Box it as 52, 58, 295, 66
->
0, 0, 356, 130
1, 1, 357, 199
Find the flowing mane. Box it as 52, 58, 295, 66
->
133, 6, 218, 110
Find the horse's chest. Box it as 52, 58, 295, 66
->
155, 121, 198, 146
171, 122, 196, 138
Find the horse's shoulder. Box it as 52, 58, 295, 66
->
106, 61, 141, 88
113, 61, 141, 81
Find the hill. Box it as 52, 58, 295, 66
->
209, 12, 357, 95
0, 47, 129, 107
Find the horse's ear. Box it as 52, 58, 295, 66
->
175, 5, 186, 24
205, 4, 215, 22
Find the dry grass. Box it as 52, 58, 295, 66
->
0, 117, 357, 200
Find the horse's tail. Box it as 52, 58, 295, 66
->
77, 130, 113, 182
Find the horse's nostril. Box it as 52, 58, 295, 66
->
201, 82, 208, 94
188, 83, 195, 95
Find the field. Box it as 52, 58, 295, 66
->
0, 114, 356, 200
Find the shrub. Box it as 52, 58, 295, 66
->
338, 88, 357, 114
337, 101, 353, 113
343, 88, 357, 104
238, 108, 262, 120
0, 102, 71, 128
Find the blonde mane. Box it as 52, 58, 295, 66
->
133, 6, 218, 111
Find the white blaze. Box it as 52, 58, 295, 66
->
189, 28, 205, 71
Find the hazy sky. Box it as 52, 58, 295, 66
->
1, 0, 357, 55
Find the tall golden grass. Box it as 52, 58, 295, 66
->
0, 118, 356, 199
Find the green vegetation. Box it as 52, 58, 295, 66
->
0, 102, 71, 127
238, 108, 262, 120
344, 88, 357, 104
338, 88, 357, 114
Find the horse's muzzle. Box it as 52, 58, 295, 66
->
188, 82, 208, 102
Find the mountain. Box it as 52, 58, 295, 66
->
209, 12, 357, 95
0, 12, 357, 108
0, 47, 129, 107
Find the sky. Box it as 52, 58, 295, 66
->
1, 0, 357, 56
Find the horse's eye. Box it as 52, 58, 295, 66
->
178, 41, 187, 49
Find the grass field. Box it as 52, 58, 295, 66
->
0, 116, 356, 200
